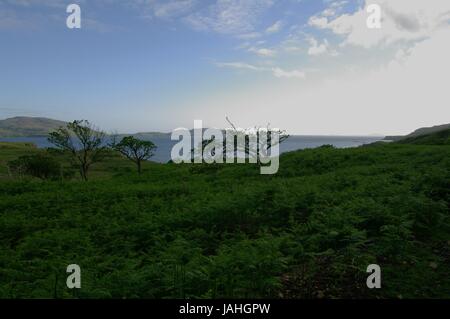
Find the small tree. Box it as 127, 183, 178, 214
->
48, 120, 107, 181
113, 136, 157, 174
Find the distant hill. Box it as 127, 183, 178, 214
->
384, 123, 450, 142
406, 123, 450, 138
0, 117, 67, 137
127, 132, 171, 139
0, 116, 177, 139
399, 128, 450, 145
383, 135, 404, 142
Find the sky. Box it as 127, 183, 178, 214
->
0, 0, 449, 135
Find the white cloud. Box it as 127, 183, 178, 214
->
271, 67, 305, 79
3, 0, 77, 8
283, 46, 302, 53
307, 37, 329, 56
306, 37, 338, 56
236, 32, 262, 40
248, 47, 277, 57
310, 0, 450, 48
194, 26, 450, 135
185, 0, 274, 35
152, 0, 198, 19
215, 62, 261, 71
308, 16, 329, 28
266, 20, 283, 34
214, 62, 306, 80
321, 1, 348, 17
309, 0, 348, 22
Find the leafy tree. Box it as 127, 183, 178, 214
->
112, 136, 157, 174
48, 120, 107, 181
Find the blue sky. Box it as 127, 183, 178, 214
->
1, 0, 449, 135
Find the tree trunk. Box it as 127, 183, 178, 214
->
80, 164, 88, 181
137, 160, 142, 174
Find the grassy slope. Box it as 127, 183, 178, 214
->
399, 128, 450, 145
384, 124, 450, 142
407, 124, 450, 138
0, 142, 449, 298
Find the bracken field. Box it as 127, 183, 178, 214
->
0, 137, 450, 299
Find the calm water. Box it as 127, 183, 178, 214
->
0, 135, 383, 163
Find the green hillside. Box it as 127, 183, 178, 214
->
399, 128, 450, 145
1, 141, 450, 298
385, 123, 450, 142
407, 124, 450, 138
0, 117, 67, 137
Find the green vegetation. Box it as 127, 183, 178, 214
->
384, 123, 450, 142
7, 154, 62, 180
0, 136, 449, 299
0, 142, 45, 178
407, 123, 450, 138
399, 128, 450, 145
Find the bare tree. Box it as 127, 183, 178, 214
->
48, 120, 107, 181
191, 118, 289, 163
224, 117, 289, 162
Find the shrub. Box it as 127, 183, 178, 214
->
8, 154, 61, 180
